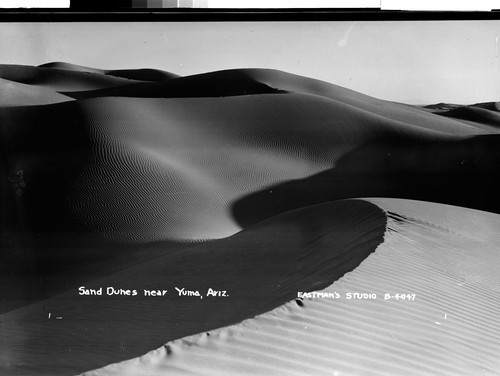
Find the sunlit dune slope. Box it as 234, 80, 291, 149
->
0, 77, 73, 106
0, 200, 386, 376
83, 199, 500, 376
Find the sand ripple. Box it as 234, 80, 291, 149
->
84, 199, 500, 376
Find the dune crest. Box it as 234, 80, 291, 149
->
82, 199, 500, 376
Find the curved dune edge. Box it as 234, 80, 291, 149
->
0, 200, 386, 376
82, 198, 500, 376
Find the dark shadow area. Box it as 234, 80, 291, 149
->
63, 70, 287, 99
232, 134, 500, 227
0, 101, 194, 313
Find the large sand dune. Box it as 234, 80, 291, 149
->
1, 63, 500, 375
0, 200, 386, 375
81, 199, 500, 376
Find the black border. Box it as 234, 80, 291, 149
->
0, 9, 500, 22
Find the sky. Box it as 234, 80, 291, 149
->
1, 20, 499, 104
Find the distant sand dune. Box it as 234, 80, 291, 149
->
0, 64, 141, 92
439, 106, 500, 127
106, 68, 180, 81
82, 199, 500, 376
38, 62, 180, 81
64, 70, 285, 99
423, 101, 500, 132
38, 62, 107, 75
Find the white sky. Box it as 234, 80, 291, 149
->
1, 21, 499, 104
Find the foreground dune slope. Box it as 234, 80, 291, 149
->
0, 200, 386, 376
83, 198, 500, 376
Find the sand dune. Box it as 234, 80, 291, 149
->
423, 101, 500, 131
105, 68, 180, 81
0, 200, 386, 376
3, 67, 497, 245
38, 62, 180, 81
0, 77, 73, 107
437, 105, 500, 127
64, 70, 285, 99
55, 68, 500, 136
3, 65, 499, 306
2, 63, 500, 375
0, 64, 141, 92
82, 199, 500, 376
232, 133, 500, 226
38, 62, 107, 75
